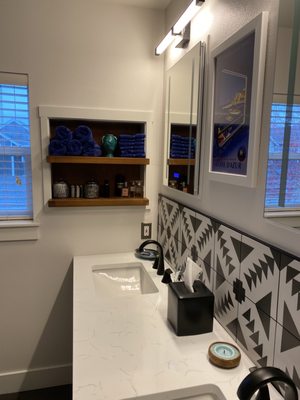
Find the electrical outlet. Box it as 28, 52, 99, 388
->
141, 223, 152, 239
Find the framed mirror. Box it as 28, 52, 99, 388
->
163, 41, 205, 195
264, 0, 300, 229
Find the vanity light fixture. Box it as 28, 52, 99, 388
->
175, 23, 191, 49
155, 0, 205, 55
155, 30, 175, 56
172, 0, 205, 35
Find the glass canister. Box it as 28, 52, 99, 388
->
84, 180, 99, 198
53, 180, 69, 198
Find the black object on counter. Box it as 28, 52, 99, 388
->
161, 268, 173, 284
237, 367, 298, 400
136, 240, 164, 276
167, 280, 214, 336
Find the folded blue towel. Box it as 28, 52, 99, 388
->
119, 134, 133, 140
132, 139, 145, 145
134, 133, 145, 139
73, 125, 93, 143
66, 139, 83, 156
120, 151, 145, 157
170, 152, 195, 158
55, 126, 73, 141
49, 139, 67, 156
119, 144, 144, 151
82, 141, 102, 156
171, 143, 192, 149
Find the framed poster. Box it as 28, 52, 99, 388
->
209, 12, 268, 187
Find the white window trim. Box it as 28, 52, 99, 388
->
0, 220, 39, 241
0, 73, 40, 241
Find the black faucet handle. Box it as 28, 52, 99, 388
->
237, 367, 298, 400
161, 268, 173, 284
153, 255, 159, 270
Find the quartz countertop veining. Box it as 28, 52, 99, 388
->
73, 252, 272, 400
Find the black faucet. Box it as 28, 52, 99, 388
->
138, 240, 165, 276
237, 367, 298, 400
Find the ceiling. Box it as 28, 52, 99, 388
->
99, 0, 172, 9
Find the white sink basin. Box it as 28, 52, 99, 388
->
122, 384, 227, 400
92, 262, 158, 297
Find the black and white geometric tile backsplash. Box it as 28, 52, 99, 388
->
158, 194, 300, 397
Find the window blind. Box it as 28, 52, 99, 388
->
265, 101, 300, 209
0, 72, 33, 220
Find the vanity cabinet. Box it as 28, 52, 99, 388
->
40, 107, 151, 208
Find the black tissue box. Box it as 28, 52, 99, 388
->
167, 280, 214, 336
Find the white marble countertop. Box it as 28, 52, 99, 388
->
73, 252, 258, 400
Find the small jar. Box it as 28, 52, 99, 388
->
84, 180, 99, 198
102, 180, 110, 198
116, 181, 124, 197
129, 180, 136, 198
169, 180, 178, 190
135, 180, 144, 198
121, 182, 129, 197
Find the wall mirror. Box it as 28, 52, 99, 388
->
163, 41, 205, 195
264, 0, 300, 229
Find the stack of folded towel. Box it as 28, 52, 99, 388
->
73, 125, 101, 156
48, 125, 102, 156
118, 133, 145, 157
170, 134, 196, 159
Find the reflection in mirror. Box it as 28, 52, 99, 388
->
164, 42, 205, 195
264, 0, 300, 229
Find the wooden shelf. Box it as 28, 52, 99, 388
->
48, 197, 149, 207
47, 156, 149, 165
167, 158, 195, 166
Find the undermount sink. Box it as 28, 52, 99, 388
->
92, 262, 158, 297
122, 384, 227, 400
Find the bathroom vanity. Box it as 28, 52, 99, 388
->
73, 253, 282, 400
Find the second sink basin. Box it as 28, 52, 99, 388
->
92, 262, 158, 297
122, 384, 227, 400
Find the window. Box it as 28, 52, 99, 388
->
265, 101, 300, 210
0, 72, 33, 220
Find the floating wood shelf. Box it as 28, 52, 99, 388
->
48, 197, 149, 207
47, 156, 149, 165
167, 158, 195, 166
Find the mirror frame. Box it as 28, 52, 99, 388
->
163, 41, 206, 196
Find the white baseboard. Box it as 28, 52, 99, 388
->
0, 364, 72, 394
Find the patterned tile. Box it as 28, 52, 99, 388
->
236, 297, 276, 368
240, 235, 281, 320
193, 212, 215, 268
194, 256, 215, 293
180, 207, 197, 251
213, 272, 239, 341
214, 224, 241, 285
177, 242, 192, 280
157, 222, 167, 247
277, 254, 300, 341
164, 236, 181, 271
274, 322, 300, 398
158, 194, 163, 227
159, 196, 181, 241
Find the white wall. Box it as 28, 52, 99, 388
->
0, 0, 165, 393
162, 0, 300, 257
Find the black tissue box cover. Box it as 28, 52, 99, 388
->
167, 280, 214, 336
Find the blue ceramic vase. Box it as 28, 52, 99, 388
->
102, 133, 117, 157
